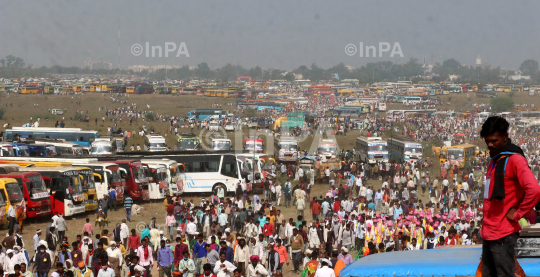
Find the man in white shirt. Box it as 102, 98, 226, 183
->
214, 252, 236, 277
407, 238, 421, 250
7, 205, 16, 233
313, 259, 335, 277
33, 229, 41, 251
275, 183, 282, 206
247, 255, 268, 277
186, 218, 198, 242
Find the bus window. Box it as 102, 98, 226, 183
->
221, 156, 237, 178
6, 183, 23, 203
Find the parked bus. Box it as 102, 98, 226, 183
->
274, 137, 299, 162
176, 133, 201, 151
19, 167, 85, 216
403, 96, 422, 105
355, 137, 389, 164
440, 144, 477, 167
144, 134, 167, 152
244, 136, 264, 153
90, 138, 117, 155
33, 141, 84, 156
0, 178, 26, 228
150, 154, 242, 195
142, 159, 183, 196
72, 162, 124, 205
210, 137, 232, 150
0, 164, 20, 174
317, 139, 338, 160
187, 109, 224, 121
144, 163, 168, 200
387, 137, 423, 163
5, 127, 98, 149
0, 172, 50, 218
100, 159, 149, 201
74, 167, 99, 212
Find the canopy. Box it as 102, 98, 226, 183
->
339, 246, 540, 277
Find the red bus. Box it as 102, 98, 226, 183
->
105, 160, 149, 201
0, 172, 51, 218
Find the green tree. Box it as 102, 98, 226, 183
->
145, 112, 155, 121
490, 97, 515, 112
284, 72, 295, 81
520, 59, 539, 76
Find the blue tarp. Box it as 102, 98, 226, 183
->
338, 246, 540, 277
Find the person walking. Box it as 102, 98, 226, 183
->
479, 116, 540, 276
124, 195, 133, 222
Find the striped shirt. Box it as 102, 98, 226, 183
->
124, 197, 133, 208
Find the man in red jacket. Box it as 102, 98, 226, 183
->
480, 116, 540, 276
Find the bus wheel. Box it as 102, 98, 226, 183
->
212, 183, 227, 195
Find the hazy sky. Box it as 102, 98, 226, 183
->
1, 0, 539, 70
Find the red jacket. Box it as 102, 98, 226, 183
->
263, 223, 273, 236
481, 154, 540, 240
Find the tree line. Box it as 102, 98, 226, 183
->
2, 55, 540, 85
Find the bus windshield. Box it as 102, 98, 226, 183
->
279, 143, 298, 151
132, 165, 147, 182
212, 141, 231, 150
405, 147, 422, 153
63, 175, 82, 194
179, 139, 200, 150
92, 145, 113, 153
368, 144, 387, 151
80, 173, 96, 189
448, 149, 464, 159
6, 182, 24, 203
318, 145, 337, 153
246, 142, 263, 151
106, 167, 122, 183
27, 174, 48, 196
149, 142, 166, 148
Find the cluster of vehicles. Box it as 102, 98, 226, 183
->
355, 136, 423, 165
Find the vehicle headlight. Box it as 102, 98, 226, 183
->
68, 204, 74, 208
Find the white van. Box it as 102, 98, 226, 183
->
51, 109, 64, 115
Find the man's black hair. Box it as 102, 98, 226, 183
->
480, 116, 509, 138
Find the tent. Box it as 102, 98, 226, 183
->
339, 246, 540, 277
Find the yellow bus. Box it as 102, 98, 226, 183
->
494, 85, 512, 92
0, 178, 25, 228
126, 86, 135, 93
75, 167, 99, 212
439, 144, 477, 167
21, 86, 40, 94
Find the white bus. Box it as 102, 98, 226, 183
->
403, 96, 422, 105
210, 137, 232, 150
143, 163, 168, 200
136, 154, 244, 195
318, 139, 338, 159
141, 158, 184, 196
388, 137, 423, 163
274, 137, 299, 162
144, 134, 167, 152
355, 137, 389, 164
90, 138, 117, 155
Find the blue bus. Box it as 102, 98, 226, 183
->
187, 109, 224, 121
4, 127, 98, 149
